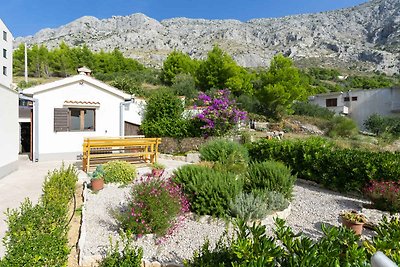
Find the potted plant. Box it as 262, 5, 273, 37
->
340, 210, 367, 235
90, 165, 105, 191
151, 162, 166, 177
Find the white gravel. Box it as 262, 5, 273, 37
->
80, 162, 390, 265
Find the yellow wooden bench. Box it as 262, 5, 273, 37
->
82, 136, 161, 172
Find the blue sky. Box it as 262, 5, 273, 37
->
1, 0, 367, 38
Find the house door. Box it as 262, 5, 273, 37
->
20, 122, 31, 156
124, 121, 140, 136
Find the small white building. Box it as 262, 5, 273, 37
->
21, 72, 144, 161
309, 87, 400, 129
0, 19, 18, 178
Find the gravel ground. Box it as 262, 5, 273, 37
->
81, 163, 389, 265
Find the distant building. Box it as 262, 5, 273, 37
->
309, 87, 400, 129
0, 19, 18, 178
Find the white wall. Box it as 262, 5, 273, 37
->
123, 98, 146, 126
0, 19, 12, 90
311, 88, 400, 129
34, 80, 126, 159
0, 85, 18, 177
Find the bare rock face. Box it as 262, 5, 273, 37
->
15, 0, 400, 73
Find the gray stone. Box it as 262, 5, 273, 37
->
15, 0, 400, 74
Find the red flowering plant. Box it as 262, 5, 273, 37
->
364, 180, 400, 213
195, 89, 247, 137
119, 174, 190, 237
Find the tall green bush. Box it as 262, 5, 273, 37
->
247, 138, 400, 192
199, 139, 249, 164
1, 165, 77, 266
173, 165, 243, 217
245, 161, 296, 199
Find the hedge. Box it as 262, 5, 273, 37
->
247, 137, 400, 192
0, 165, 78, 266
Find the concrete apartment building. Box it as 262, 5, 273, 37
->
309, 87, 400, 129
0, 19, 18, 178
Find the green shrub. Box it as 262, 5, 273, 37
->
199, 139, 249, 164
173, 165, 243, 217
247, 138, 400, 192
365, 216, 400, 264
326, 116, 358, 138
42, 164, 78, 208
292, 101, 335, 120
117, 176, 189, 236
229, 192, 270, 221
98, 234, 143, 267
1, 165, 77, 266
245, 161, 296, 199
103, 160, 136, 184
364, 113, 400, 137
186, 218, 370, 266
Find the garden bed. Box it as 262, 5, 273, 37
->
78, 162, 394, 266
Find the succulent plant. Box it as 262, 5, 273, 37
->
340, 210, 367, 224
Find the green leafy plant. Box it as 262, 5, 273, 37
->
364, 181, 400, 212
1, 165, 77, 266
173, 165, 243, 217
364, 216, 400, 264
247, 138, 400, 192
91, 164, 105, 180
245, 161, 296, 199
103, 160, 136, 184
98, 234, 143, 267
117, 175, 189, 236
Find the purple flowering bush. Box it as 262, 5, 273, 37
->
120, 175, 190, 236
196, 89, 247, 136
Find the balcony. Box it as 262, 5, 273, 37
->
327, 105, 349, 115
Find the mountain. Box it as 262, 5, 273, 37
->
15, 0, 400, 74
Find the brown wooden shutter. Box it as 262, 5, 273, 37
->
54, 108, 69, 132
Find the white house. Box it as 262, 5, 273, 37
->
21, 71, 144, 161
0, 19, 18, 178
309, 87, 400, 129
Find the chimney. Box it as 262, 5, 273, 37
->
77, 66, 92, 76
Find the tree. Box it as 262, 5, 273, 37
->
140, 90, 188, 137
161, 51, 197, 85
256, 54, 309, 119
196, 45, 253, 95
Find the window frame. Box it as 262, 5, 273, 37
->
326, 98, 338, 107
69, 108, 96, 132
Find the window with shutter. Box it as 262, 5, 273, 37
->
54, 108, 69, 132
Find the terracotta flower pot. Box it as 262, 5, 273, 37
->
341, 217, 364, 235
152, 169, 164, 177
91, 178, 104, 191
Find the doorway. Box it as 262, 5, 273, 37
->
20, 122, 31, 155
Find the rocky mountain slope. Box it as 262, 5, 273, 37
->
15, 0, 400, 73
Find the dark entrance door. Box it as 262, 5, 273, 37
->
20, 122, 31, 155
